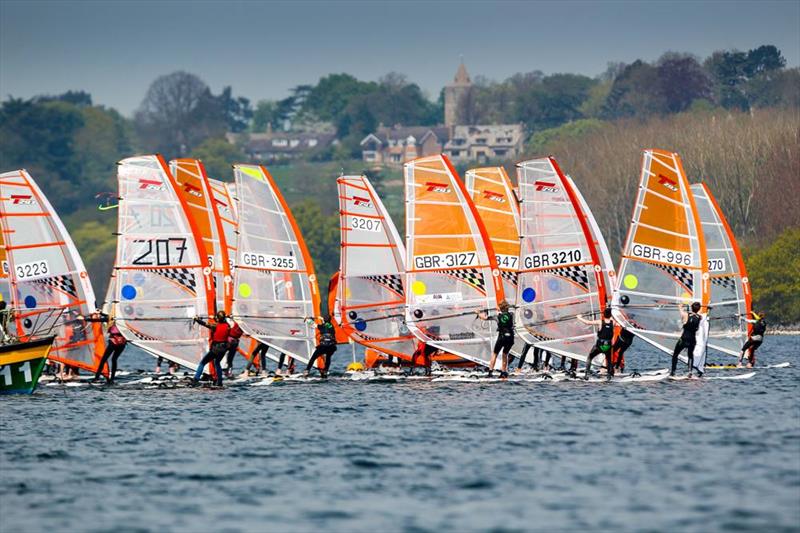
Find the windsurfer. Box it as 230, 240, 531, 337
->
484, 300, 515, 378
739, 312, 766, 368
410, 339, 437, 376
223, 318, 244, 378
277, 352, 296, 375
611, 328, 635, 373
577, 307, 616, 379
671, 302, 702, 377
243, 342, 270, 375
83, 310, 127, 384
304, 316, 337, 378
0, 301, 12, 343
192, 311, 230, 386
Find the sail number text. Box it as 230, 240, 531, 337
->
351, 216, 382, 233
523, 248, 582, 269
707, 258, 726, 272
631, 243, 692, 266
495, 254, 518, 269
241, 252, 297, 270
14, 260, 50, 280
132, 238, 188, 266
413, 252, 477, 270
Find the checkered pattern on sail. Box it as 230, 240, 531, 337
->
143, 268, 197, 294
542, 266, 589, 291
655, 264, 693, 292
711, 275, 736, 292
31, 274, 78, 298
436, 268, 485, 292
128, 327, 159, 341
501, 270, 518, 285
363, 274, 404, 296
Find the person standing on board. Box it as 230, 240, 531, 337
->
577, 307, 616, 379
671, 302, 703, 377
242, 341, 269, 376
482, 300, 515, 378
739, 312, 767, 368
304, 316, 337, 378
82, 310, 127, 385
0, 301, 13, 343
611, 328, 635, 373
223, 318, 244, 378
192, 311, 230, 386
410, 339, 436, 376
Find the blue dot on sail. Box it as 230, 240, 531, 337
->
24, 296, 37, 309
522, 288, 536, 302
355, 318, 367, 332
121, 285, 137, 300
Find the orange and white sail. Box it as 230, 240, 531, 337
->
691, 183, 750, 356
337, 174, 416, 360
0, 169, 104, 371
465, 166, 536, 352
231, 164, 320, 363
612, 149, 709, 353
404, 155, 504, 367
515, 158, 611, 363
170, 159, 234, 314
113, 155, 215, 369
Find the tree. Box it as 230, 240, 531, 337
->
134, 71, 226, 155
252, 100, 281, 132
602, 60, 666, 118
656, 53, 713, 113
216, 86, 252, 133
190, 137, 246, 180
745, 228, 800, 325
290, 200, 340, 299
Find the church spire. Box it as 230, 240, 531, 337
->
453, 60, 471, 85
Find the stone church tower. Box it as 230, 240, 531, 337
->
444, 62, 472, 128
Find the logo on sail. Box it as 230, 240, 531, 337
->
657, 174, 678, 192
138, 178, 165, 191
533, 181, 558, 193
425, 182, 451, 193
482, 190, 505, 202
10, 194, 35, 205
183, 183, 203, 198
352, 196, 373, 208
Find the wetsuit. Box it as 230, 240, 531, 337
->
194, 318, 230, 385
612, 328, 634, 372
244, 342, 270, 373
585, 318, 615, 378
305, 321, 337, 377
223, 321, 244, 375
87, 314, 127, 383
671, 312, 701, 376
492, 311, 515, 356
741, 318, 766, 365
411, 342, 437, 375
277, 352, 295, 373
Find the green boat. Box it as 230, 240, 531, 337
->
0, 336, 54, 395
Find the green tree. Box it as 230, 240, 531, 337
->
252, 100, 281, 132
745, 228, 800, 326
290, 200, 340, 309
190, 137, 246, 180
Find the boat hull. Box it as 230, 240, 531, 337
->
0, 337, 54, 395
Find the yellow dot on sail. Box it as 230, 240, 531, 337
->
623, 274, 638, 289
345, 287, 352, 299
680, 291, 691, 303
411, 281, 427, 295
239, 283, 252, 298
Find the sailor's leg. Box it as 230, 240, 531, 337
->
213, 353, 224, 386
687, 343, 695, 377
671, 340, 684, 376
109, 345, 124, 382
306, 347, 323, 374
585, 346, 600, 379
94, 342, 114, 380
322, 346, 336, 378
194, 350, 216, 381
519, 343, 532, 370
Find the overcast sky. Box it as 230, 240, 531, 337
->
1, 0, 798, 116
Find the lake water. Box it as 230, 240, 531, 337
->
1, 336, 798, 532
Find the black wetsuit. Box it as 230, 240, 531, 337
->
492, 311, 515, 355
585, 318, 615, 377
671, 312, 701, 375
86, 314, 127, 383
612, 328, 635, 371
306, 321, 337, 377
741, 319, 766, 363
244, 342, 269, 373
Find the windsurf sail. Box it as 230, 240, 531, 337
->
337, 174, 416, 360
515, 158, 611, 364
465, 166, 536, 352
231, 164, 320, 363
326, 272, 351, 344
113, 155, 215, 369
691, 182, 751, 356
611, 149, 709, 354
0, 169, 104, 371
404, 154, 504, 366
170, 159, 234, 314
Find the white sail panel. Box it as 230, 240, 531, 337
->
337, 175, 416, 360
516, 158, 610, 363
232, 164, 320, 363
404, 155, 504, 366
0, 169, 103, 371
611, 149, 710, 354
691, 183, 750, 356
114, 155, 215, 369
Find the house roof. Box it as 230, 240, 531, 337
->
243, 132, 337, 154
360, 125, 450, 146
